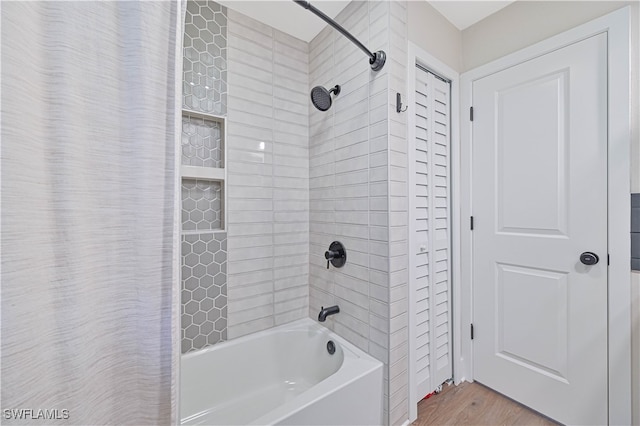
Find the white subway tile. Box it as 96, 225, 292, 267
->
274, 30, 308, 53
370, 165, 388, 182
274, 222, 308, 235
390, 283, 406, 304
227, 185, 273, 199
227, 161, 273, 177
228, 280, 273, 300
228, 257, 272, 274
370, 282, 389, 303
275, 284, 308, 303
369, 225, 389, 242
370, 298, 389, 319
274, 41, 308, 64
370, 120, 388, 140
227, 223, 272, 237
229, 9, 273, 38
228, 293, 274, 314
334, 223, 368, 240
336, 169, 370, 187
370, 196, 388, 211
389, 211, 407, 227
334, 322, 369, 353
334, 273, 369, 296
369, 268, 389, 287
275, 304, 307, 325
370, 325, 389, 349
273, 166, 307, 179
227, 236, 273, 253
227, 121, 273, 141
228, 96, 274, 118
274, 275, 307, 292
228, 245, 274, 261
335, 310, 369, 338
369, 0, 389, 23
227, 150, 272, 165
228, 316, 274, 339
274, 264, 308, 280
334, 197, 369, 212
389, 339, 408, 365
227, 173, 273, 187
368, 341, 389, 364
228, 109, 274, 130
274, 253, 307, 269
370, 253, 389, 272
228, 60, 273, 85
370, 104, 388, 125
390, 297, 407, 318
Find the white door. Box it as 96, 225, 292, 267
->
410, 66, 452, 401
472, 33, 608, 425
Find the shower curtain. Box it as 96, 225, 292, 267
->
1, 2, 181, 424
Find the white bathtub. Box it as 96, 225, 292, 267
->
180, 318, 383, 425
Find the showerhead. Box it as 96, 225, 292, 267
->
311, 85, 341, 111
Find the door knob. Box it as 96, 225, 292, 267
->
580, 252, 599, 265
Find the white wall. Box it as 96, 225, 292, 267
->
462, 1, 635, 70
462, 2, 640, 422
407, 0, 462, 72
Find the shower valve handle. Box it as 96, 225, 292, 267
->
325, 250, 339, 269
324, 241, 346, 270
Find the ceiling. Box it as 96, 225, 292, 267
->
216, 0, 351, 42
429, 1, 514, 30
217, 0, 515, 43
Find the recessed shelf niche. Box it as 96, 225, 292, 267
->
181, 110, 226, 232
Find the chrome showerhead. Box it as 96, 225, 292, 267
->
311, 85, 341, 111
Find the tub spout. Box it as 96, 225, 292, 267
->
318, 305, 340, 322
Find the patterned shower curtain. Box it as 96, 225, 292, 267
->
1, 2, 181, 424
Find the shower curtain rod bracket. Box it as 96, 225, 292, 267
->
294, 0, 386, 72
370, 50, 386, 72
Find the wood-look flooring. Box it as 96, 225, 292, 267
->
413, 381, 560, 426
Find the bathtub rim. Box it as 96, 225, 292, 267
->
180, 317, 376, 361
180, 317, 384, 425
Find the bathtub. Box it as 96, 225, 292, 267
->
180, 318, 383, 425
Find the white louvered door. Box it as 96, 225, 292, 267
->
410, 66, 452, 401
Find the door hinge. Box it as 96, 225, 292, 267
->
470, 324, 474, 340
470, 106, 474, 121
470, 216, 474, 230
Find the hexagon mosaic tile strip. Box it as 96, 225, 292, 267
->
183, 0, 227, 115
182, 113, 223, 167
182, 232, 227, 353
182, 179, 222, 231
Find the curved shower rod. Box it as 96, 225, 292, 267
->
293, 0, 386, 71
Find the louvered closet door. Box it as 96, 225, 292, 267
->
410, 66, 452, 401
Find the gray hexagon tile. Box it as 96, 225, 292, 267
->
182, 179, 222, 231
183, 0, 227, 115
182, 113, 223, 167
181, 232, 227, 353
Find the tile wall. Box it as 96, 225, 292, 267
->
187, 1, 411, 422
181, 232, 228, 353
225, 10, 310, 338
633, 194, 640, 270
308, 1, 409, 424
387, 3, 410, 424
181, 0, 228, 353
183, 0, 227, 114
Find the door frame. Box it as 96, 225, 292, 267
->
459, 7, 632, 424
406, 42, 461, 423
